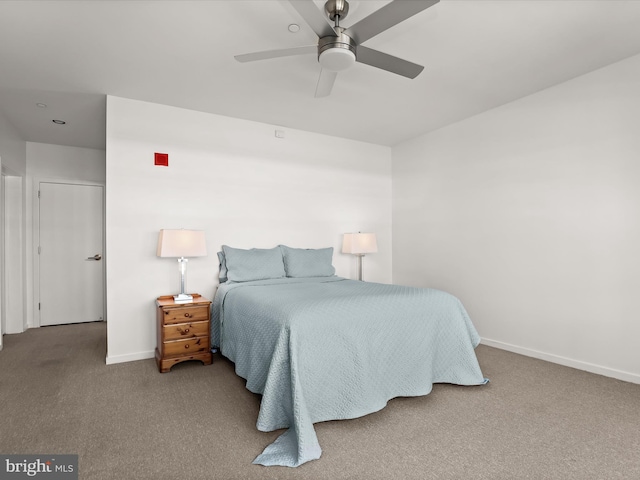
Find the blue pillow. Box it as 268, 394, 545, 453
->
217, 251, 228, 283
221, 245, 286, 282
280, 245, 335, 278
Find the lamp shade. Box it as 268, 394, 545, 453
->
342, 233, 378, 255
157, 229, 207, 258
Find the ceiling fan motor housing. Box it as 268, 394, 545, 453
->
325, 0, 350, 22
318, 30, 357, 71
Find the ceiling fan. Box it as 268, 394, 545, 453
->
235, 0, 439, 97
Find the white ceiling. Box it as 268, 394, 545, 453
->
1, 0, 640, 150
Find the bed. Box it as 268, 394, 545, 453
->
211, 245, 488, 467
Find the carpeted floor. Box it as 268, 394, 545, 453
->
0, 322, 638, 479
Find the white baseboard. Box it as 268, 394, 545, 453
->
105, 350, 154, 365
481, 338, 640, 385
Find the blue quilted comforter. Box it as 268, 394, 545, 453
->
211, 277, 488, 467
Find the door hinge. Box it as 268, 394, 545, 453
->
38, 303, 41, 310
38, 246, 41, 254
38, 190, 41, 198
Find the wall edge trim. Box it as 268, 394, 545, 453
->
480, 337, 640, 385
105, 350, 154, 365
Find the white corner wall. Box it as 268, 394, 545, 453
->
392, 53, 640, 384
0, 109, 27, 346
0, 109, 27, 176
105, 96, 392, 364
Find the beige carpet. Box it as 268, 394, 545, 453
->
1, 322, 639, 480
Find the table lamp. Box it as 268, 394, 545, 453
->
157, 229, 207, 303
342, 232, 377, 281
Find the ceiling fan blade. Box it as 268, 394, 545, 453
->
345, 0, 439, 45
314, 69, 338, 98
288, 0, 337, 38
235, 45, 317, 63
356, 45, 424, 79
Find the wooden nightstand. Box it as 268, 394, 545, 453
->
155, 294, 212, 373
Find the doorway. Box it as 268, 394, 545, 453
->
38, 181, 104, 326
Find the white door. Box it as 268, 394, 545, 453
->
39, 182, 104, 326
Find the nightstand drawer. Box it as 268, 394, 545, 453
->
163, 336, 209, 357
162, 305, 209, 325
163, 321, 209, 341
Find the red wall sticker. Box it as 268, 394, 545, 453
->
154, 152, 169, 166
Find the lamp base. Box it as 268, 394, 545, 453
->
173, 293, 193, 304
356, 254, 364, 281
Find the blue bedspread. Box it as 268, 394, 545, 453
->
211, 277, 488, 467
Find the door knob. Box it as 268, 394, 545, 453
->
87, 254, 102, 261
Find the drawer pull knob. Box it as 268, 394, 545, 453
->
184, 313, 191, 318
185, 344, 190, 349
184, 329, 190, 333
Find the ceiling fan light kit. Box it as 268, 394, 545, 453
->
235, 0, 439, 97
318, 31, 356, 72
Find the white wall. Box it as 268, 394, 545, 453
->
105, 96, 392, 364
26, 142, 106, 184
0, 110, 26, 176
3, 176, 24, 335
26, 142, 106, 328
392, 53, 640, 383
0, 110, 26, 346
